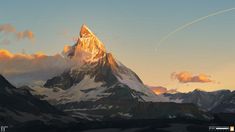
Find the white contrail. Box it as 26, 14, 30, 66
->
156, 7, 235, 49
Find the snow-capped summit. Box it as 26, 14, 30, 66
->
66, 24, 106, 63
80, 24, 99, 38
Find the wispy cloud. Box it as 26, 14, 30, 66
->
146, 85, 178, 95
0, 49, 73, 85
171, 71, 213, 83
0, 23, 35, 44
16, 30, 35, 41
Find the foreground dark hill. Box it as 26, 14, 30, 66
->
9, 116, 235, 132
0, 74, 74, 126
0, 74, 216, 132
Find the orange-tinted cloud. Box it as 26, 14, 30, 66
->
0, 49, 74, 85
171, 71, 213, 83
0, 49, 47, 60
0, 23, 35, 44
0, 49, 14, 59
16, 30, 35, 41
147, 85, 178, 95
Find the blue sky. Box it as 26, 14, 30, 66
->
0, 0, 235, 92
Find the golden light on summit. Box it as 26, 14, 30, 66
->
73, 24, 107, 61
80, 24, 94, 37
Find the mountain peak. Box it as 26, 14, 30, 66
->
0, 74, 8, 83
71, 25, 107, 62
0, 74, 15, 90
80, 24, 94, 37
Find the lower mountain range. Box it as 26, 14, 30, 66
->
165, 89, 235, 113
1, 74, 234, 132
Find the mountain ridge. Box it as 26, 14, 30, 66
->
165, 89, 235, 113
0, 74, 76, 125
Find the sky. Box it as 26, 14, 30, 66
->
0, 0, 235, 92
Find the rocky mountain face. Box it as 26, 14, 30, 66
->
41, 25, 166, 103
29, 25, 211, 121
43, 24, 159, 101
0, 74, 74, 126
210, 91, 235, 113
165, 89, 235, 113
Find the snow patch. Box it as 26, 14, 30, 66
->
117, 112, 132, 118
31, 75, 111, 104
